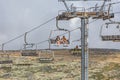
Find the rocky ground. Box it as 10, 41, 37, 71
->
0, 50, 120, 80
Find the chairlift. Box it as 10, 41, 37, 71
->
70, 39, 81, 55
49, 19, 70, 48
0, 53, 13, 64
38, 50, 54, 63
0, 53, 12, 78
100, 22, 120, 42
0, 44, 13, 64
70, 45, 81, 56
49, 30, 70, 44
21, 32, 38, 56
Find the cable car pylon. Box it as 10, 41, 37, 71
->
57, 0, 114, 80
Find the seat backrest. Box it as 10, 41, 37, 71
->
0, 60, 13, 64
50, 39, 56, 44
102, 35, 120, 41
21, 50, 38, 56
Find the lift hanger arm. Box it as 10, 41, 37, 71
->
99, 0, 106, 12
24, 32, 28, 44
56, 19, 69, 31
2, 44, 4, 52
62, 0, 70, 12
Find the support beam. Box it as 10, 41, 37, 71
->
57, 12, 114, 20
81, 18, 85, 80
57, 1, 114, 80
81, 18, 89, 80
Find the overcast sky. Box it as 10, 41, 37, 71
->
0, 0, 120, 50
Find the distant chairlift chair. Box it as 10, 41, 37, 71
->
71, 40, 81, 56
38, 50, 54, 63
0, 53, 13, 65
21, 32, 38, 56
100, 22, 120, 42
71, 48, 81, 56
0, 44, 13, 65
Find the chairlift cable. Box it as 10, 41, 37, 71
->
114, 12, 120, 14
36, 19, 99, 45
2, 17, 56, 45
27, 17, 56, 33
3, 34, 25, 45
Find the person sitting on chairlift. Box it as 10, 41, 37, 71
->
75, 45, 79, 50
61, 36, 68, 46
55, 36, 61, 45
73, 45, 79, 55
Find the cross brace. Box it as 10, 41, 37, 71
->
56, 11, 114, 20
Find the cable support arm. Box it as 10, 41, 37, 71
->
24, 32, 28, 44
56, 18, 69, 31
61, 0, 70, 12
87, 1, 120, 12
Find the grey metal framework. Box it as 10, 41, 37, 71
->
21, 32, 38, 56
57, 0, 114, 80
38, 50, 54, 63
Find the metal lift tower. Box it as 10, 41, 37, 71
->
57, 0, 113, 80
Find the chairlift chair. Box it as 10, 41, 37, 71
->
0, 53, 13, 64
100, 23, 120, 42
49, 19, 71, 48
71, 40, 81, 56
38, 50, 54, 63
0, 53, 12, 77
0, 44, 13, 65
21, 32, 38, 56
49, 30, 70, 44
71, 48, 81, 56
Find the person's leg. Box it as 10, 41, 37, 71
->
63, 40, 68, 47
57, 41, 60, 46
65, 40, 68, 46
60, 40, 63, 44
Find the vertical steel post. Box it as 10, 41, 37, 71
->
81, 18, 85, 80
81, 18, 88, 80
2, 44, 4, 51
85, 19, 89, 80
49, 40, 51, 50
